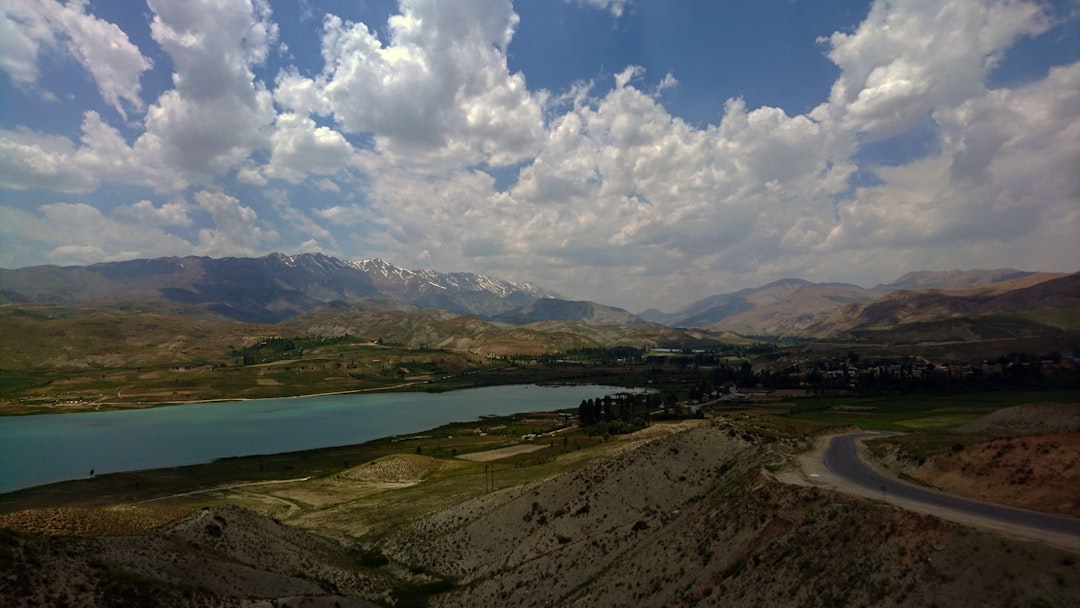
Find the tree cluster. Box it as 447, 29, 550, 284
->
578, 392, 667, 435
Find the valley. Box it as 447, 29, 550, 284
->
1, 254, 1079, 606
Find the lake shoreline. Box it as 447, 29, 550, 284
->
0, 384, 633, 495
0, 378, 595, 417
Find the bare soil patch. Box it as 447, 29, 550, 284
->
456, 443, 546, 462
958, 402, 1080, 437
338, 454, 443, 482
918, 432, 1080, 517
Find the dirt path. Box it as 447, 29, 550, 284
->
778, 433, 1080, 552
136, 477, 313, 505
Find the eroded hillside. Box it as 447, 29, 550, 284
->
382, 420, 1079, 608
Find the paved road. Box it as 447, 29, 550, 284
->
826, 432, 1080, 542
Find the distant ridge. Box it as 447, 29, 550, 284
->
874, 269, 1037, 293
803, 272, 1080, 339
639, 269, 1063, 336
0, 253, 559, 323
2, 256, 1069, 335
491, 298, 645, 326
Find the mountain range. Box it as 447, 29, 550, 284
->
0, 253, 558, 323
2, 254, 1077, 343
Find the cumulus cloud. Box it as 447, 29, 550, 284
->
137, 0, 278, 181
193, 190, 276, 257
0, 202, 193, 266
342, 0, 1076, 307
0, 0, 284, 193
0, 111, 190, 193
834, 62, 1080, 254
276, 0, 545, 169
111, 199, 192, 227
815, 0, 1051, 141
260, 113, 354, 183
0, 0, 151, 118
497, 74, 846, 280
0, 126, 95, 192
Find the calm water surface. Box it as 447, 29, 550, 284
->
0, 384, 628, 493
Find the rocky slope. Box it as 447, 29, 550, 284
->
1, 505, 386, 607
381, 421, 1079, 608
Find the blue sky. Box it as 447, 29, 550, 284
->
1, 0, 1078, 312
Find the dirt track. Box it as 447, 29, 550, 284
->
455, 444, 546, 462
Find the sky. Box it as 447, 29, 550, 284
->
1, 0, 1078, 313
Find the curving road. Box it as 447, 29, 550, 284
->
825, 432, 1080, 547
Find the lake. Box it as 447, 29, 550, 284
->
0, 384, 630, 493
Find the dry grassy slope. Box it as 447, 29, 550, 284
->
0, 505, 383, 607
879, 270, 1062, 294
285, 309, 734, 356
885, 403, 1080, 518
0, 305, 289, 369
709, 284, 873, 335
803, 272, 1078, 339
383, 420, 1080, 608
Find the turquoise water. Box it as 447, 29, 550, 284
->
0, 384, 626, 493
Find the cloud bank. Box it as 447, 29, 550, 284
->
1, 0, 1077, 311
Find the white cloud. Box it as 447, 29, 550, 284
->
0, 126, 95, 192
0, 0, 284, 193
0, 0, 151, 118
135, 0, 278, 182
0, 202, 194, 266
111, 199, 192, 228
261, 113, 354, 183
832, 62, 1080, 258
277, 0, 546, 170
570, 0, 631, 18
193, 190, 276, 257
815, 0, 1051, 141
265, 188, 337, 249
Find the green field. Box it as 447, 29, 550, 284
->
783, 388, 1079, 431
780, 388, 1080, 461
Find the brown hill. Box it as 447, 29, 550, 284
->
709, 284, 874, 335
1, 505, 383, 607
379, 423, 1080, 608
284, 309, 736, 355
643, 269, 1060, 336
874, 268, 1043, 293
803, 272, 1080, 339
0, 303, 289, 370
492, 298, 645, 326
